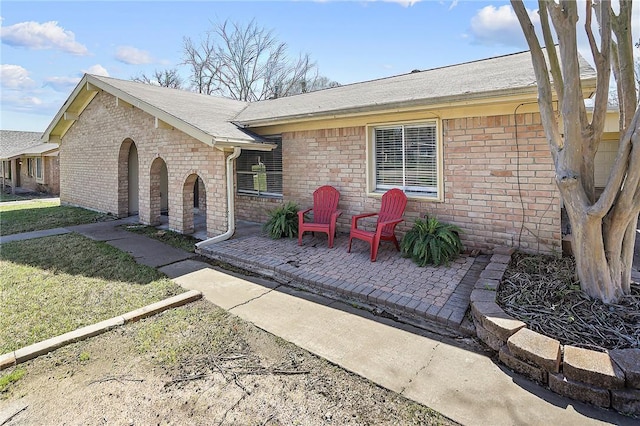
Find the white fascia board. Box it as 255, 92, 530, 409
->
42, 75, 99, 142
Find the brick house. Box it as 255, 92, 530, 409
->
0, 130, 60, 195
43, 49, 600, 254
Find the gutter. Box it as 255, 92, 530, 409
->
195, 147, 242, 249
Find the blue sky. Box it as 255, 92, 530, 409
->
1, 1, 637, 132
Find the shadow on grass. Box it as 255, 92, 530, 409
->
0, 204, 112, 236
121, 224, 199, 253
0, 233, 164, 285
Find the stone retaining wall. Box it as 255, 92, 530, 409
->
471, 248, 640, 417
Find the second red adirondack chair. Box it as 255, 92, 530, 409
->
298, 185, 342, 248
348, 188, 408, 262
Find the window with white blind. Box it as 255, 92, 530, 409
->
236, 137, 283, 197
372, 122, 440, 199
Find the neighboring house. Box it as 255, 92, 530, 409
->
0, 130, 60, 195
43, 49, 602, 254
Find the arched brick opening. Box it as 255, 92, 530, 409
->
182, 173, 207, 236
149, 157, 168, 226
117, 139, 138, 217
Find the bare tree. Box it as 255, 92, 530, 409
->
511, 0, 639, 303
182, 19, 326, 101
288, 75, 340, 95
133, 68, 183, 89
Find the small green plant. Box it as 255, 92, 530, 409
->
0, 368, 26, 395
400, 216, 463, 266
78, 351, 90, 362
263, 201, 300, 239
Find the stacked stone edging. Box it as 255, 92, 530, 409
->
470, 247, 640, 417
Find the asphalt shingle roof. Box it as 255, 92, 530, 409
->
0, 130, 45, 159
90, 76, 260, 143
234, 48, 596, 125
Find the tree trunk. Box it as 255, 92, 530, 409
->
566, 203, 626, 303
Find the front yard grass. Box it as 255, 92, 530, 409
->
0, 200, 112, 236
0, 233, 183, 354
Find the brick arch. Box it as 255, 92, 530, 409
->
182, 173, 209, 235
149, 156, 168, 226
117, 138, 138, 217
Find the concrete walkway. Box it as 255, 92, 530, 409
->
2, 220, 634, 425
161, 259, 633, 426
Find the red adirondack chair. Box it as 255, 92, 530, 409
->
298, 185, 342, 248
348, 188, 408, 262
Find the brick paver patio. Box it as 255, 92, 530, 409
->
199, 223, 489, 333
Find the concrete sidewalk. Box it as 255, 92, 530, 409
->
0, 218, 194, 268
161, 260, 633, 426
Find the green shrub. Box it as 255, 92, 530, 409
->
400, 216, 463, 266
263, 201, 300, 239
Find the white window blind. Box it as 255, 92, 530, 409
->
374, 123, 438, 197
236, 137, 283, 197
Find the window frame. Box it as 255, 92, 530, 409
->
366, 119, 443, 201
27, 158, 35, 177
236, 136, 283, 198
2, 160, 11, 180
35, 157, 44, 182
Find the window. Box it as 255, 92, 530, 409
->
2, 161, 11, 180
27, 158, 34, 177
371, 121, 440, 199
236, 137, 282, 197
36, 157, 43, 181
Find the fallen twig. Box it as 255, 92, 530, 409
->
88, 375, 144, 385
0, 404, 28, 426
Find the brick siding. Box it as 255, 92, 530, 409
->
60, 91, 228, 237
235, 113, 561, 254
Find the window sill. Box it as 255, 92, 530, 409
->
237, 192, 283, 200
366, 191, 443, 203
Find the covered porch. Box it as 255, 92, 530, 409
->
198, 221, 490, 334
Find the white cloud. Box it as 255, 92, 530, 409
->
0, 64, 36, 89
82, 64, 109, 77
469, 5, 539, 47
44, 65, 109, 92
386, 0, 421, 6
115, 45, 154, 65
44, 76, 81, 92
1, 92, 49, 113
0, 20, 89, 55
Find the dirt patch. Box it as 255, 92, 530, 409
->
1, 300, 456, 425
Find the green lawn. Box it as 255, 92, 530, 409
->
0, 200, 111, 236
0, 233, 183, 353
0, 193, 31, 202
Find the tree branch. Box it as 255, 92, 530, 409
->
539, 1, 564, 108
586, 0, 612, 142
512, 1, 563, 154
590, 106, 640, 216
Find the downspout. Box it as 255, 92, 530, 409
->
195, 147, 241, 249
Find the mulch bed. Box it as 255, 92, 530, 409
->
497, 253, 640, 351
